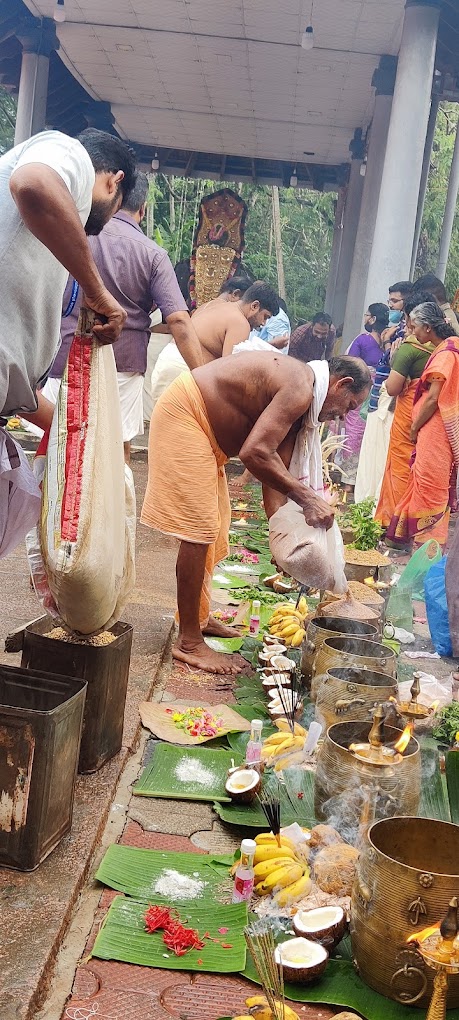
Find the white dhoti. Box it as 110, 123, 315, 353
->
354, 384, 394, 504
150, 342, 188, 411
117, 372, 144, 442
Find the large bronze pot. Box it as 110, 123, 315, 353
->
314, 666, 398, 729
314, 720, 420, 822
302, 617, 379, 683
344, 558, 393, 585
351, 817, 459, 1008
313, 636, 397, 693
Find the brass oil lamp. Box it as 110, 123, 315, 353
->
349, 704, 412, 768
396, 674, 439, 723
410, 898, 459, 1019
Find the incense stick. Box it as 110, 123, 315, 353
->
257, 787, 281, 846
244, 924, 285, 1020
274, 664, 301, 734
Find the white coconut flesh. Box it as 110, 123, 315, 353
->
295, 906, 344, 933
226, 769, 259, 793
260, 646, 286, 662
269, 692, 301, 709
271, 654, 293, 671
275, 938, 328, 967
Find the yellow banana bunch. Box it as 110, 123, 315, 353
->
275, 718, 306, 736
251, 830, 311, 903
273, 871, 312, 907
261, 732, 305, 762
268, 604, 307, 647
253, 843, 297, 865
243, 996, 300, 1020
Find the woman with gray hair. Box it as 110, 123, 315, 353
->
386, 301, 459, 549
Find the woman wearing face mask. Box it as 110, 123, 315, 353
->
386, 301, 459, 549
375, 292, 436, 533
333, 303, 390, 489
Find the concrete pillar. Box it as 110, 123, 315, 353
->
411, 93, 440, 277
331, 129, 365, 328
363, 0, 441, 307
14, 18, 59, 144
436, 116, 459, 282
324, 186, 346, 316
342, 57, 396, 344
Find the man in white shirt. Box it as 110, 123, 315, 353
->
0, 127, 139, 424
0, 128, 142, 558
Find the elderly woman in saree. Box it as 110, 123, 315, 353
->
386, 302, 459, 549
375, 292, 435, 531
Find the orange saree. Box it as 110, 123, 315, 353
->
386, 338, 459, 549
375, 378, 418, 528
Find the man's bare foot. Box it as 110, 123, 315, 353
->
202, 615, 243, 638
173, 638, 245, 674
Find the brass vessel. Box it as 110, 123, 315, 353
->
351, 817, 459, 1008
314, 666, 398, 729
312, 636, 397, 696
314, 720, 420, 822
302, 617, 379, 683
344, 558, 393, 584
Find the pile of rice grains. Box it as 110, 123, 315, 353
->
46, 626, 116, 646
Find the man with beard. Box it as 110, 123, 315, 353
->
0, 128, 138, 559
44, 172, 205, 462
0, 127, 140, 428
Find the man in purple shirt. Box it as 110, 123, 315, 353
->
45, 172, 202, 461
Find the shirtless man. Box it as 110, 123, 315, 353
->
141, 353, 371, 674
149, 281, 279, 408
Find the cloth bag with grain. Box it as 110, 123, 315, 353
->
269, 361, 347, 593
27, 310, 136, 633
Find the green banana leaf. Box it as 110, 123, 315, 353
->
204, 636, 244, 653
446, 750, 459, 824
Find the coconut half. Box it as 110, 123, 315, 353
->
262, 673, 292, 694
259, 645, 287, 665
225, 768, 261, 803
270, 654, 294, 672
292, 905, 347, 949
274, 937, 328, 984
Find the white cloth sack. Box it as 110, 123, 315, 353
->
0, 428, 41, 558
269, 360, 347, 593
28, 325, 136, 633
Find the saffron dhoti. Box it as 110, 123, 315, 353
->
140, 372, 230, 626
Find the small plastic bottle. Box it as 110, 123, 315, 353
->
232, 838, 257, 903
249, 599, 261, 635
245, 719, 263, 766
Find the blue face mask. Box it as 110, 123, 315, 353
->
389, 309, 402, 325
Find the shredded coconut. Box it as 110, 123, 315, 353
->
174, 757, 217, 786
153, 869, 206, 900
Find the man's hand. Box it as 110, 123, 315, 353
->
270, 333, 290, 350
410, 425, 418, 444
84, 287, 127, 344
301, 492, 336, 530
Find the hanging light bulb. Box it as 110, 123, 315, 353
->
301, 25, 314, 50
151, 151, 160, 171
53, 0, 66, 23
290, 166, 298, 187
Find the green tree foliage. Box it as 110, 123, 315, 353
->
146, 174, 335, 323
0, 86, 16, 154
415, 101, 459, 298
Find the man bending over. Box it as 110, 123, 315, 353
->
141, 353, 370, 674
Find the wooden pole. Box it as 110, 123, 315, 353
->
272, 186, 286, 299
